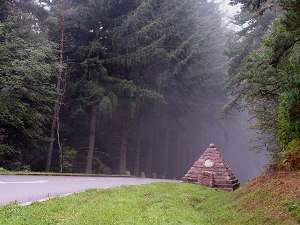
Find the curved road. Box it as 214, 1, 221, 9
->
0, 175, 179, 206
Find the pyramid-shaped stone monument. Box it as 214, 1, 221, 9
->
182, 143, 239, 191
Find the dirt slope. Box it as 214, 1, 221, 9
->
232, 171, 300, 224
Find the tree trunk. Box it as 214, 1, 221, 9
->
154, 129, 159, 176
45, 112, 57, 172
86, 102, 97, 174
45, 1, 65, 172
163, 125, 170, 178
119, 103, 130, 175
133, 121, 141, 177
182, 132, 188, 173
174, 131, 182, 179
57, 114, 63, 173
85, 15, 102, 174
145, 130, 154, 178
119, 117, 128, 175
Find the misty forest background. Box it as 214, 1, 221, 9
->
1, 0, 300, 183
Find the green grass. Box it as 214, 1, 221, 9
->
0, 182, 299, 225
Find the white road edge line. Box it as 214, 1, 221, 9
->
19, 192, 75, 206
18, 186, 115, 206
0, 180, 49, 184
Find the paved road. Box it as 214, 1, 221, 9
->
0, 175, 179, 206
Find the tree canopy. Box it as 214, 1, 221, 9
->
0, 0, 57, 169
3, 0, 290, 177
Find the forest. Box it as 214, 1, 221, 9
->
0, 0, 300, 179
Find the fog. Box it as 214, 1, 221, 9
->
177, 109, 268, 185
205, 113, 268, 185
113, 99, 270, 185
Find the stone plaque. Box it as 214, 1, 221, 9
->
204, 159, 214, 168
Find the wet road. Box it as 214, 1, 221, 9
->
0, 175, 179, 205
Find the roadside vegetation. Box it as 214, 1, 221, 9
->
0, 167, 127, 177
1, 172, 300, 225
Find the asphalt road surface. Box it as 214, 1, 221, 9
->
0, 175, 179, 205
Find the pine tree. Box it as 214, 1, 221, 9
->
105, 0, 227, 176
55, 0, 228, 176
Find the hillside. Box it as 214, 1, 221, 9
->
230, 171, 300, 224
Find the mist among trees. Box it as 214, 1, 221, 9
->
1, 0, 299, 181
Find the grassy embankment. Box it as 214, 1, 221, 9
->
0, 171, 300, 224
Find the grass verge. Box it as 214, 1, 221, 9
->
0, 182, 233, 225
0, 172, 300, 224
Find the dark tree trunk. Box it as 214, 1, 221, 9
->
163, 125, 170, 178
145, 130, 154, 178
86, 102, 97, 174
133, 127, 141, 177
152, 106, 162, 177
174, 131, 182, 179
119, 118, 128, 175
119, 105, 129, 175
45, 0, 65, 172
46, 111, 57, 172
182, 132, 188, 174
85, 18, 102, 174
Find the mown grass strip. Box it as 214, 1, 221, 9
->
0, 182, 230, 225
0, 181, 299, 225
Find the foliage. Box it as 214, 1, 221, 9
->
280, 0, 300, 31
224, 0, 300, 171
0, 167, 11, 173
276, 40, 300, 147
223, 8, 281, 153
0, 1, 57, 166
0, 144, 20, 170
98, 162, 112, 174
61, 146, 77, 172
223, 7, 279, 116
268, 140, 300, 171
229, 0, 277, 18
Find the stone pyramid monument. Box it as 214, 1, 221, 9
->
182, 143, 239, 191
